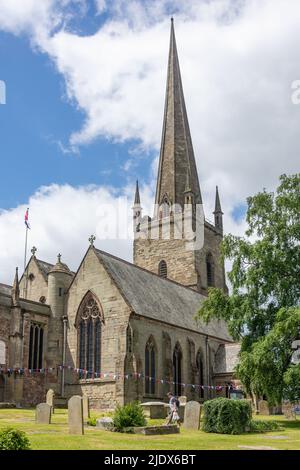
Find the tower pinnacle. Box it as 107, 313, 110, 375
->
213, 186, 223, 232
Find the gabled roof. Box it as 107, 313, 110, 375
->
94, 248, 232, 342
35, 259, 54, 280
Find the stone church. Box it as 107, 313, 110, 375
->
0, 20, 239, 409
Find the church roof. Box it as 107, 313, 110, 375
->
95, 248, 232, 341
35, 259, 54, 280
155, 19, 202, 210
0, 283, 12, 296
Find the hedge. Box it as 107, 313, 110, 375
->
202, 398, 252, 434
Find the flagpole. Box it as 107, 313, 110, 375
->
24, 208, 29, 298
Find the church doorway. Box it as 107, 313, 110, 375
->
173, 343, 182, 396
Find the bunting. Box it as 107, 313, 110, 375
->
0, 364, 231, 391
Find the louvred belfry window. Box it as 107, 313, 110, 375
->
77, 293, 103, 378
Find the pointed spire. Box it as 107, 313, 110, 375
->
12, 267, 20, 306
214, 186, 223, 232
214, 186, 223, 213
134, 180, 141, 205
155, 18, 202, 213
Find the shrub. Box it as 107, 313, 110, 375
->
113, 402, 147, 432
202, 398, 252, 435
0, 428, 31, 450
87, 417, 97, 426
249, 420, 281, 433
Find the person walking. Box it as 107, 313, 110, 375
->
166, 392, 181, 425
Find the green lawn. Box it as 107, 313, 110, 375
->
0, 409, 299, 450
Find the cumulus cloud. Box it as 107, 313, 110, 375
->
0, 0, 299, 282
0, 182, 155, 285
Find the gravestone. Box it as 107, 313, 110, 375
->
183, 401, 201, 430
258, 400, 270, 416
36, 403, 51, 424
46, 389, 55, 413
179, 396, 187, 405
96, 417, 114, 431
82, 395, 90, 422
68, 395, 84, 435
141, 402, 167, 419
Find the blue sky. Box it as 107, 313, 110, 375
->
0, 28, 153, 210
0, 0, 299, 283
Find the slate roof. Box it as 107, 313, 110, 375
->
0, 283, 12, 296
95, 248, 232, 342
36, 259, 54, 280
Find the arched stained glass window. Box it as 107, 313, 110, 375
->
145, 338, 156, 395
196, 350, 204, 399
173, 343, 182, 396
77, 292, 103, 378
28, 323, 44, 370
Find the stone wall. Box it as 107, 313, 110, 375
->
65, 248, 131, 409
19, 258, 48, 302
134, 218, 226, 294
127, 314, 223, 403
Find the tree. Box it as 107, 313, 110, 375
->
197, 174, 300, 405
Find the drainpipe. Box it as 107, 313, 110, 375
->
61, 315, 68, 397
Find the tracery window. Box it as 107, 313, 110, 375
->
145, 337, 156, 395
196, 350, 204, 399
77, 293, 103, 378
28, 323, 44, 370
173, 343, 182, 396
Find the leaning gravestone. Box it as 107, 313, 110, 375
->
46, 389, 55, 413
82, 395, 90, 422
183, 401, 201, 430
36, 403, 51, 424
68, 395, 84, 435
258, 400, 270, 416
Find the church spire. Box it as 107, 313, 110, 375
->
213, 186, 223, 233
155, 18, 202, 213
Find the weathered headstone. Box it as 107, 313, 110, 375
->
36, 403, 51, 424
96, 417, 114, 431
179, 396, 187, 405
68, 395, 84, 435
183, 401, 201, 430
258, 400, 270, 416
46, 389, 55, 413
141, 402, 167, 419
82, 395, 90, 422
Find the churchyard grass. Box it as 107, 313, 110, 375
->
0, 409, 299, 450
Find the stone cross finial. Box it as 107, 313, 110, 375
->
31, 246, 37, 257
89, 235, 96, 246
57, 253, 62, 263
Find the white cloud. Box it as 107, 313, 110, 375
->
0, 182, 155, 285
0, 0, 299, 282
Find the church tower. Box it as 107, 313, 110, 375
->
133, 19, 227, 294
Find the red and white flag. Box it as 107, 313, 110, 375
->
24, 208, 30, 229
